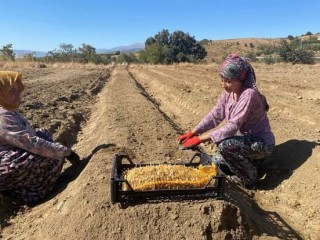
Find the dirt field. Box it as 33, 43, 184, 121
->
0, 62, 319, 239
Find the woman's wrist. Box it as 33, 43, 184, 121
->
191, 129, 198, 136
199, 133, 211, 142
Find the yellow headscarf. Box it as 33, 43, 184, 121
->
0, 71, 24, 110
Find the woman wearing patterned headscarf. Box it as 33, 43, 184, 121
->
178, 54, 275, 188
0, 71, 80, 203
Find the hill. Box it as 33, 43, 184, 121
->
203, 34, 320, 62
13, 50, 48, 58
96, 43, 144, 54
203, 38, 281, 62
12, 43, 145, 59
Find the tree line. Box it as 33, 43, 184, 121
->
1, 30, 318, 64
0, 29, 207, 65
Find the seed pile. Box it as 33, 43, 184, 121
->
123, 164, 217, 191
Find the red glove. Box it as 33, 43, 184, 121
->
182, 136, 201, 149
178, 132, 194, 143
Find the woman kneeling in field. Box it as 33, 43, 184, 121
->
178, 54, 275, 188
0, 71, 80, 203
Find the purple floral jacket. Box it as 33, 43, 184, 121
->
0, 108, 70, 160
195, 88, 275, 145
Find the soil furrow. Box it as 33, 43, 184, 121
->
1, 63, 319, 239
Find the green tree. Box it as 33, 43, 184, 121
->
287, 35, 294, 40
0, 44, 15, 61
170, 30, 193, 60
60, 43, 78, 61
145, 37, 156, 46
22, 52, 36, 61
144, 43, 165, 64
138, 49, 148, 63
46, 43, 77, 62
78, 44, 96, 63
145, 29, 170, 47
141, 29, 207, 64
154, 29, 171, 46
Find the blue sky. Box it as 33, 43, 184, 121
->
0, 0, 319, 52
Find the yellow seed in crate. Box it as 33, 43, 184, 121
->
123, 164, 217, 191
198, 164, 217, 175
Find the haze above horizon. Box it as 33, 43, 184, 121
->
1, 0, 319, 52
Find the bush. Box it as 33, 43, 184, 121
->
116, 52, 138, 63
140, 29, 207, 64
277, 39, 315, 64
245, 51, 257, 61
0, 44, 15, 61
257, 44, 277, 55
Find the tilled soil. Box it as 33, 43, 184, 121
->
0, 63, 319, 240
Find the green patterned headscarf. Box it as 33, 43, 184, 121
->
219, 54, 269, 111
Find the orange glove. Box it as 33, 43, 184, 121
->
177, 132, 194, 144
181, 136, 201, 149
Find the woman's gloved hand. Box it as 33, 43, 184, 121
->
177, 132, 194, 144
181, 136, 201, 149
65, 150, 80, 166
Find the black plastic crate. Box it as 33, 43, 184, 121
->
110, 152, 225, 204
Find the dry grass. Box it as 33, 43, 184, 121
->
0, 60, 36, 69
0, 60, 113, 70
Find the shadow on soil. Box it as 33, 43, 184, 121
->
51, 143, 116, 197
225, 182, 303, 239
257, 139, 319, 190
216, 139, 317, 239
0, 143, 116, 231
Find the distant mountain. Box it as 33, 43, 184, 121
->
14, 50, 48, 58
96, 43, 144, 54
12, 43, 145, 58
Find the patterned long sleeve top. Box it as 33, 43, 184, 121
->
195, 88, 275, 146
0, 108, 71, 160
